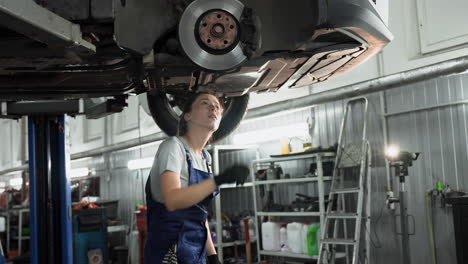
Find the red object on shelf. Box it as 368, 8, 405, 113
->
136, 211, 147, 264
136, 211, 147, 232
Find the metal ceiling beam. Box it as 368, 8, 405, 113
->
70, 131, 167, 160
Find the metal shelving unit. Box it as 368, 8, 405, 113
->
6, 207, 29, 255
251, 151, 336, 262
210, 144, 259, 262
260, 250, 346, 260
214, 240, 246, 247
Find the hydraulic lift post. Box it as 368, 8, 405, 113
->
2, 97, 124, 264
28, 115, 73, 264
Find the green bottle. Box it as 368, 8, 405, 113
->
307, 224, 320, 256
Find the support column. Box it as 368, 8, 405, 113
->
28, 115, 72, 264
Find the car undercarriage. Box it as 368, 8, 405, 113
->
0, 0, 392, 141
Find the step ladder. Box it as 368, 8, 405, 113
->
318, 97, 371, 264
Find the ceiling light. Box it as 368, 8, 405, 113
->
127, 158, 154, 170
233, 123, 309, 145
70, 167, 90, 178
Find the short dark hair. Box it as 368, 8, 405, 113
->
177, 92, 224, 137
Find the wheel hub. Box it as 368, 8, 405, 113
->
198, 10, 238, 51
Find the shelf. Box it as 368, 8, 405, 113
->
253, 152, 335, 164
257, 212, 321, 217
260, 250, 345, 259
215, 240, 247, 247
12, 236, 29, 240
107, 225, 128, 233
253, 176, 331, 185
8, 208, 29, 212
213, 145, 258, 151
220, 182, 253, 189
260, 250, 319, 259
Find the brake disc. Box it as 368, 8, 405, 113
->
178, 0, 247, 71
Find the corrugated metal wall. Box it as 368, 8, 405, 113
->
74, 72, 468, 264
384, 73, 468, 264
312, 72, 468, 264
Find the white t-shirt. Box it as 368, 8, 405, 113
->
149, 136, 212, 203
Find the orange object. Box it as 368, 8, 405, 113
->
7, 250, 18, 259
72, 201, 98, 210
243, 218, 252, 264
0, 193, 7, 209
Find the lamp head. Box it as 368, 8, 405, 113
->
385, 145, 420, 166
384, 145, 400, 160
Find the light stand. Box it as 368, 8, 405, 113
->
385, 148, 420, 264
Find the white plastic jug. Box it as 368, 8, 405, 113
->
280, 226, 288, 251
262, 221, 281, 251
302, 223, 309, 254
287, 222, 303, 254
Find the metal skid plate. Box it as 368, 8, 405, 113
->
178, 0, 247, 71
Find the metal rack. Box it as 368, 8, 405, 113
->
210, 144, 259, 262
5, 207, 29, 255
251, 151, 336, 262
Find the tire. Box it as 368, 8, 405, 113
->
147, 91, 249, 142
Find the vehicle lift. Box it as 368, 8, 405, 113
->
2, 98, 127, 264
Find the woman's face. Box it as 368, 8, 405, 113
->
184, 94, 224, 132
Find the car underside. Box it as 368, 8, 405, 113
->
0, 0, 392, 141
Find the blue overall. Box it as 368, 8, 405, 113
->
144, 148, 220, 264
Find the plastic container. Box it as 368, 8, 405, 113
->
307, 223, 320, 256
302, 223, 310, 254
249, 217, 256, 241
287, 222, 303, 253
280, 225, 288, 251
262, 221, 281, 251
135, 211, 147, 232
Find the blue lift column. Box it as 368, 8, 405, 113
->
28, 115, 73, 264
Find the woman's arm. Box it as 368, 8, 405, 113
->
160, 170, 217, 211
205, 220, 216, 255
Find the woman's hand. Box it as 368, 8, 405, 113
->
214, 164, 249, 186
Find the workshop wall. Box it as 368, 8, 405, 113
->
0, 118, 26, 171
384, 72, 468, 264
1, 73, 467, 264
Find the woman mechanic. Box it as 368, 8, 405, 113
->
144, 92, 249, 264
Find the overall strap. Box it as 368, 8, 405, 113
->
183, 148, 192, 184
201, 149, 211, 173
